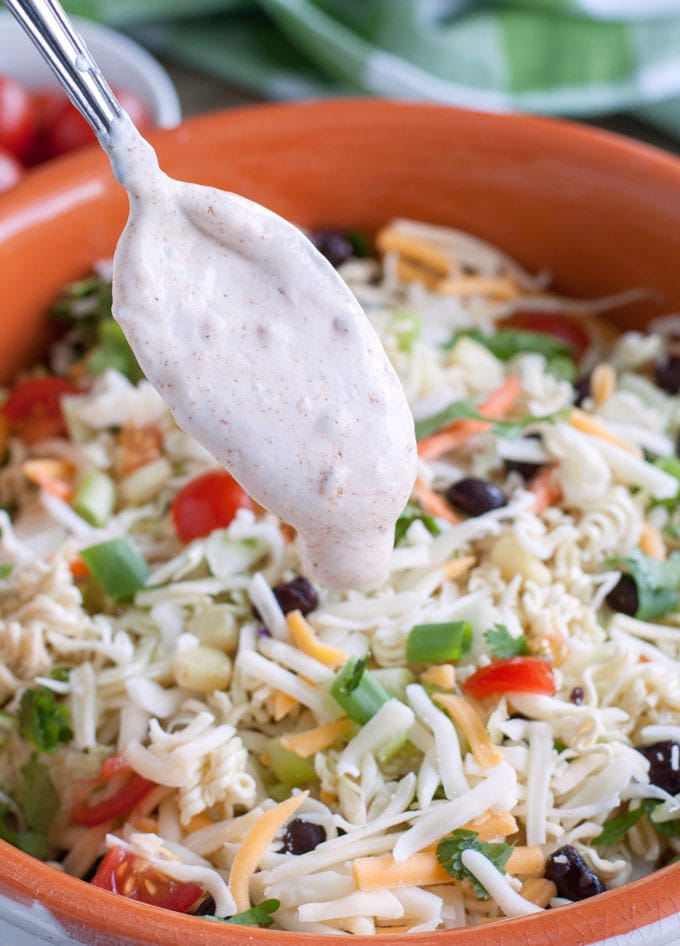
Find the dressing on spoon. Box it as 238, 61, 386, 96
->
106, 113, 417, 590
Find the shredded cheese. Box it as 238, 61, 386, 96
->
437, 274, 519, 300
376, 228, 451, 276
281, 718, 353, 758
354, 852, 452, 890
639, 523, 666, 561
273, 689, 299, 721
591, 363, 616, 405
229, 791, 308, 912
420, 664, 456, 690
569, 408, 642, 457
433, 693, 502, 769
286, 610, 348, 668
441, 555, 476, 582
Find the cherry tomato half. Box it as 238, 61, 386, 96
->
92, 847, 203, 913
172, 469, 254, 544
43, 88, 152, 159
3, 376, 79, 443
0, 146, 24, 193
0, 75, 35, 159
70, 752, 155, 827
461, 656, 556, 699
501, 311, 591, 362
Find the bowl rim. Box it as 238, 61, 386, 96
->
2, 97, 680, 945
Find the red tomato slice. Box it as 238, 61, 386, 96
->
70, 774, 155, 826
461, 656, 556, 699
172, 469, 254, 544
501, 311, 591, 361
3, 376, 79, 443
92, 847, 203, 913
0, 75, 35, 159
0, 146, 24, 193
22, 90, 64, 166
43, 88, 152, 159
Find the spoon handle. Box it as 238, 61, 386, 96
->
4, 0, 121, 139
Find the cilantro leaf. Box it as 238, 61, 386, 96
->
0, 564, 12, 580
395, 503, 441, 544
87, 319, 143, 383
0, 803, 50, 860
208, 899, 280, 927
447, 327, 573, 362
652, 457, 680, 509
484, 624, 528, 658
436, 829, 513, 899
593, 804, 650, 846
17, 756, 59, 835
18, 687, 73, 754
392, 309, 422, 353
608, 549, 680, 621
414, 397, 569, 442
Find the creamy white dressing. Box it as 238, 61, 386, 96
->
105, 113, 417, 589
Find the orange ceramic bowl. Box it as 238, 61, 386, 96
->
1, 99, 680, 946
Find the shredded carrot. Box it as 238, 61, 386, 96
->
396, 258, 442, 289
640, 523, 666, 561
528, 465, 562, 514
505, 845, 544, 877
437, 274, 520, 300
417, 376, 522, 460
442, 555, 476, 581
462, 810, 519, 841
229, 792, 308, 912
569, 408, 641, 457
281, 718, 353, 758
22, 458, 75, 501
521, 877, 557, 907
133, 817, 158, 833
319, 789, 336, 806
433, 693, 502, 768
420, 664, 456, 690
286, 610, 347, 668
412, 477, 460, 525
591, 363, 616, 405
376, 228, 451, 276
375, 926, 412, 935
273, 690, 299, 721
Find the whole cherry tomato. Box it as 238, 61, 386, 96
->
501, 311, 591, 361
43, 88, 152, 158
3, 375, 79, 443
172, 469, 254, 544
0, 75, 35, 159
0, 146, 24, 193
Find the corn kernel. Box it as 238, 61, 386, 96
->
186, 606, 238, 652
490, 534, 551, 586
173, 645, 232, 692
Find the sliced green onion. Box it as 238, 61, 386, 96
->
330, 656, 391, 724
72, 471, 115, 527
79, 537, 150, 603
267, 738, 318, 785
406, 621, 472, 664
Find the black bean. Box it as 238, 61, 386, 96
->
445, 478, 506, 517
272, 577, 319, 615
191, 895, 217, 916
605, 574, 638, 616
570, 686, 584, 705
503, 435, 546, 481
572, 374, 591, 406
655, 356, 680, 395
635, 742, 680, 795
281, 818, 327, 855
545, 845, 606, 901
308, 229, 354, 268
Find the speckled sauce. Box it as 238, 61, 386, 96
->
104, 113, 417, 589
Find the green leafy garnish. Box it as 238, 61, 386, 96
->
607, 549, 680, 621
51, 275, 112, 323
484, 623, 528, 658
86, 319, 143, 383
0, 803, 50, 860
436, 829, 513, 899
414, 397, 568, 441
0, 564, 12, 580
49, 667, 71, 682
17, 756, 59, 835
652, 457, 680, 509
593, 803, 650, 846
18, 687, 72, 754
395, 503, 441, 544
406, 621, 472, 664
209, 899, 280, 927
330, 656, 391, 724
446, 328, 576, 381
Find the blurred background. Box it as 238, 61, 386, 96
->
3, 0, 680, 185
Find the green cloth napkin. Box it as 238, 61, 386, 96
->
64, 0, 680, 137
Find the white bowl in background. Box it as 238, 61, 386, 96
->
0, 11, 181, 128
